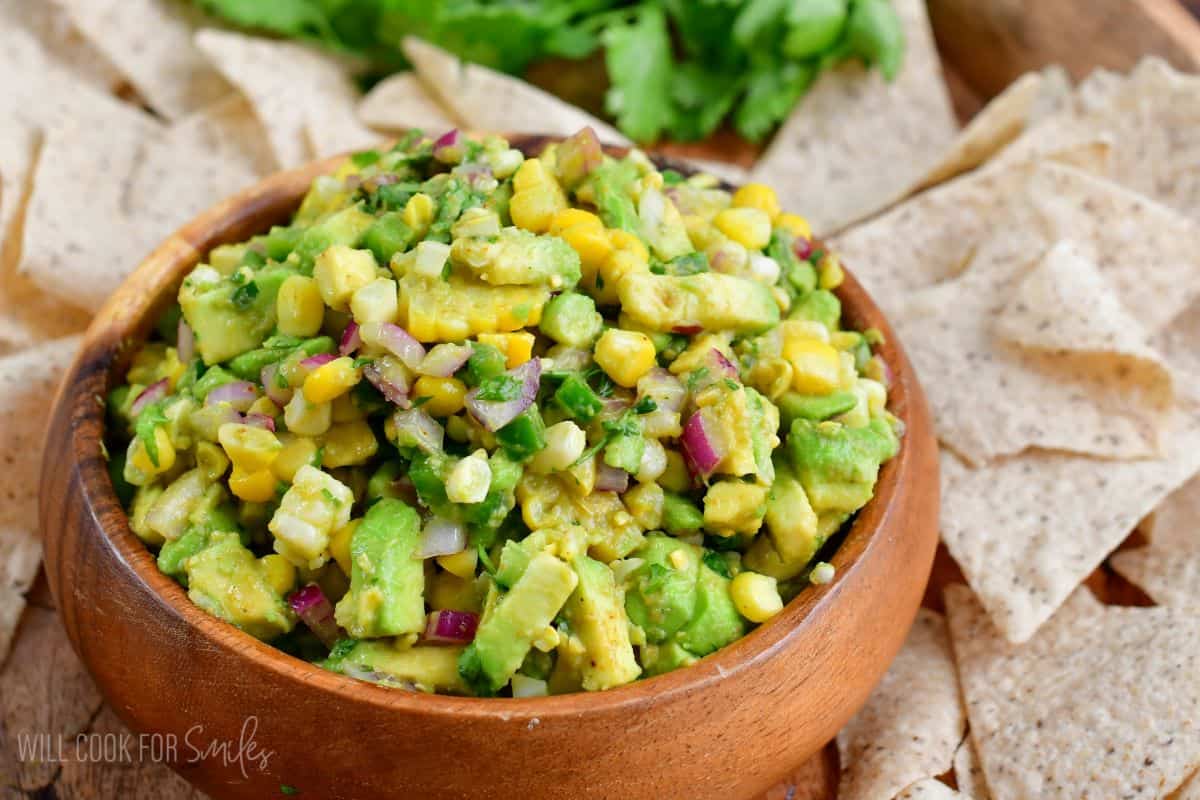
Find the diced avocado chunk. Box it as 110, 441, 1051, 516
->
678, 562, 746, 656
787, 418, 898, 517
226, 336, 334, 381
334, 499, 425, 638
363, 211, 417, 264
180, 266, 292, 365
540, 293, 603, 348
778, 390, 859, 427
619, 272, 779, 334
292, 205, 376, 272
640, 641, 699, 677
451, 227, 582, 289
463, 342, 507, 386
157, 527, 211, 581
494, 526, 588, 589
458, 552, 578, 695
624, 535, 700, 643
563, 555, 641, 691
554, 374, 603, 423
326, 640, 467, 694
789, 289, 841, 331
693, 385, 779, 481
184, 532, 294, 640
764, 459, 820, 565
495, 407, 547, 462
638, 187, 692, 261
662, 493, 704, 535
587, 159, 640, 233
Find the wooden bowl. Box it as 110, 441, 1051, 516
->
39, 136, 939, 800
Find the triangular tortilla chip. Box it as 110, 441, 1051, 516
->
0, 0, 125, 95
749, 0, 958, 235
836, 609, 965, 800
1175, 772, 1200, 800
1110, 475, 1200, 609
895, 780, 971, 800
0, 337, 80, 662
358, 72, 458, 133
60, 0, 229, 120
953, 737, 991, 800
947, 585, 1200, 799
402, 37, 629, 145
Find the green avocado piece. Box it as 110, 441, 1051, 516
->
325, 640, 467, 694
334, 498, 426, 638
640, 640, 699, 677
624, 535, 700, 643
787, 417, 898, 516
363, 211, 417, 264
458, 551, 578, 695
563, 555, 641, 691
450, 226, 582, 289
293, 205, 376, 272
226, 336, 335, 382
184, 532, 294, 640
778, 390, 859, 427
764, 458, 821, 566
588, 159, 640, 233
788, 288, 841, 331
618, 272, 779, 335
541, 292, 604, 348
678, 562, 746, 656
662, 493, 704, 535
180, 265, 293, 366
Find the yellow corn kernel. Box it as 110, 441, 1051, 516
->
830, 331, 860, 351
624, 482, 664, 530
218, 423, 281, 472
510, 184, 567, 233
776, 213, 812, 240
128, 427, 176, 479
477, 332, 535, 368
595, 249, 649, 305
513, 157, 551, 192
818, 253, 844, 290
714, 207, 772, 251
749, 357, 794, 401
548, 208, 602, 235
272, 435, 320, 482
437, 548, 478, 580
608, 229, 650, 262
732, 183, 781, 221
321, 420, 379, 468
246, 397, 279, 420
445, 414, 472, 443
594, 329, 656, 388
303, 356, 361, 404
659, 450, 692, 494
559, 223, 613, 278
782, 319, 831, 344
783, 338, 842, 395
331, 392, 364, 423
862, 378, 888, 416
330, 519, 359, 575
276, 275, 325, 337
229, 466, 278, 503
261, 554, 297, 595
402, 193, 436, 236
195, 441, 230, 482
730, 571, 783, 623
413, 376, 468, 417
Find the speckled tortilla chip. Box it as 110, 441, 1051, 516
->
194, 29, 377, 167
895, 780, 971, 800
358, 72, 458, 133
0, 337, 80, 663
836, 609, 965, 800
953, 737, 991, 800
946, 585, 1200, 799
0, 0, 126, 95
1176, 772, 1200, 800
402, 37, 628, 145
1111, 476, 1200, 609
750, 0, 957, 235
61, 0, 228, 120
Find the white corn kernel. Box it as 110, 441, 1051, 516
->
529, 421, 587, 473
446, 449, 492, 504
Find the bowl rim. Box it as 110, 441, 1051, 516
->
52, 135, 925, 721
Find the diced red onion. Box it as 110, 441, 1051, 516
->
465, 358, 541, 432
707, 348, 740, 381
595, 463, 630, 493
373, 323, 425, 370
243, 413, 276, 432
454, 162, 497, 191
598, 396, 631, 423
205, 380, 259, 412
288, 584, 341, 648
672, 323, 703, 335
391, 407, 444, 454
339, 321, 361, 356
176, 319, 194, 363
131, 378, 168, 416
681, 411, 723, 477
637, 368, 685, 413
418, 343, 473, 377
419, 517, 467, 558
422, 610, 479, 645
793, 236, 814, 260
261, 363, 293, 406
300, 353, 336, 370
363, 357, 412, 408
433, 128, 463, 164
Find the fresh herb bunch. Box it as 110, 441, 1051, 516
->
192, 0, 905, 144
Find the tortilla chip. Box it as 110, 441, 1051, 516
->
358, 72, 458, 133
946, 584, 1200, 799
1175, 773, 1200, 800
953, 737, 991, 800
0, 337, 79, 662
1110, 476, 1200, 609
895, 780, 970, 800
1, 0, 126, 95
61, 0, 229, 120
749, 0, 958, 235
194, 29, 378, 168
402, 37, 629, 145
836, 609, 965, 800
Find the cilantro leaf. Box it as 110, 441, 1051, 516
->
231, 280, 260, 310
134, 400, 170, 468
602, 5, 675, 144
475, 374, 522, 403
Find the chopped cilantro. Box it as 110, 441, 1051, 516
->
475, 374, 522, 403
134, 400, 170, 467
661, 169, 684, 185
687, 367, 711, 391
723, 378, 740, 391
411, 395, 432, 408
311, 446, 325, 467
321, 488, 341, 507
633, 397, 658, 414
328, 638, 358, 660
477, 542, 498, 576
352, 356, 374, 368
350, 149, 381, 168
231, 281, 259, 309
702, 550, 732, 579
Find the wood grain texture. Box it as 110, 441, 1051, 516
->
36, 136, 940, 800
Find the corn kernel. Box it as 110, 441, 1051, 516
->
830, 331, 861, 351
862, 378, 888, 416
195, 441, 230, 482
776, 213, 812, 240
607, 229, 650, 262
451, 207, 501, 239
531, 626, 560, 653
510, 184, 567, 233
272, 435, 320, 482
513, 157, 551, 193
549, 208, 602, 235
446, 450, 492, 504
284, 391, 332, 437
330, 519, 359, 575
321, 420, 378, 467
261, 554, 297, 594
595, 248, 649, 305
303, 356, 361, 404
624, 482, 664, 530
730, 571, 783, 623
594, 329, 656, 388
818, 253, 844, 290
402, 193, 436, 236
270, 465, 354, 569
350, 278, 399, 326
412, 375, 467, 417
313, 245, 378, 312
127, 427, 176, 480
559, 223, 613, 278
437, 548, 478, 580
732, 183, 781, 221
782, 319, 831, 344
529, 421, 586, 474
783, 338, 842, 395
277, 275, 325, 337
659, 449, 691, 493
218, 423, 281, 472
331, 392, 364, 423
714, 207, 772, 251
229, 466, 278, 503
477, 332, 535, 368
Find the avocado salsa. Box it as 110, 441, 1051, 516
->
107, 127, 900, 697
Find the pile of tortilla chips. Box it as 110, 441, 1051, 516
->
2, 1, 1200, 798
